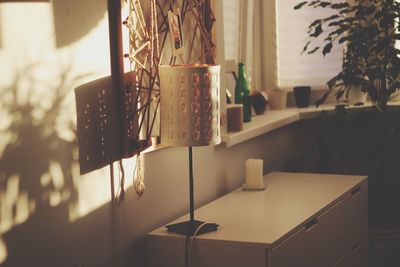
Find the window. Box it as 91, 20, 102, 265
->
222, 0, 240, 61
276, 0, 343, 89
221, 0, 344, 91
276, 0, 343, 88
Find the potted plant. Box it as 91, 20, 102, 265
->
295, 0, 400, 109
295, 1, 400, 262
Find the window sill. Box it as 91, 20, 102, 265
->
221, 102, 381, 147
221, 110, 299, 147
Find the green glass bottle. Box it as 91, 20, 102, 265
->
234, 62, 252, 122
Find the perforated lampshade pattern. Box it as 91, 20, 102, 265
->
159, 64, 221, 147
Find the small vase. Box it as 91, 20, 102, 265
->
268, 90, 287, 110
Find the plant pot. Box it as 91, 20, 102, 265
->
346, 86, 367, 105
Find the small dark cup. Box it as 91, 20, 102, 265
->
293, 86, 311, 108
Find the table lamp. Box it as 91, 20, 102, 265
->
159, 64, 221, 236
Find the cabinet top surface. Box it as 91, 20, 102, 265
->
148, 172, 367, 248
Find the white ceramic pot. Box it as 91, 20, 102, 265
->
346, 86, 367, 105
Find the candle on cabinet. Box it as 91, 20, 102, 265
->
245, 159, 264, 189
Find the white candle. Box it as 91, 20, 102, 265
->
245, 159, 264, 189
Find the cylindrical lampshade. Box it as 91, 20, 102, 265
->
160, 64, 221, 146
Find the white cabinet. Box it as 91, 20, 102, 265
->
147, 172, 368, 267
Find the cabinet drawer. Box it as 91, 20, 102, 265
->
195, 242, 266, 267
270, 182, 368, 267
324, 182, 368, 263
148, 238, 266, 267
333, 240, 368, 267
148, 239, 186, 267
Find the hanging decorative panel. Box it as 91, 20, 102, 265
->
75, 72, 137, 174
74, 0, 217, 178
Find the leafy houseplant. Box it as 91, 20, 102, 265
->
295, 0, 400, 234
295, 0, 400, 110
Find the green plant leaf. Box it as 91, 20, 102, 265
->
311, 24, 323, 37
323, 14, 340, 22
309, 19, 322, 28
318, 1, 331, 8
331, 3, 350, 10
309, 1, 320, 7
297, 0, 400, 107
339, 35, 351, 44
294, 1, 307, 10
308, 46, 320, 54
302, 41, 311, 54
328, 18, 352, 27
322, 42, 333, 56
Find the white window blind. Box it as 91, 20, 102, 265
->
276, 0, 343, 89
222, 0, 240, 61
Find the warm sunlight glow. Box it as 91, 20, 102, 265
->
0, 238, 7, 265
0, 2, 137, 263
40, 173, 52, 187
15, 192, 30, 225
1, 2, 123, 221
49, 161, 64, 189
6, 175, 18, 208
0, 175, 18, 233
0, 3, 53, 75
49, 191, 61, 207
68, 158, 135, 222
122, 1, 133, 71
396, 15, 400, 50
0, 175, 33, 234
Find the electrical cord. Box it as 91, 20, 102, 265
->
185, 222, 215, 267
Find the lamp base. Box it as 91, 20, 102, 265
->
166, 220, 219, 236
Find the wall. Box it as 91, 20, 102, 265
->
0, 1, 317, 266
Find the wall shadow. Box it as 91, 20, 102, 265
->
52, 0, 107, 48
2, 186, 149, 267
0, 64, 87, 266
